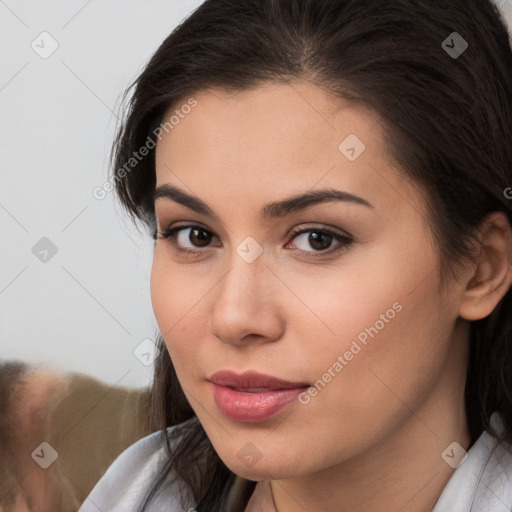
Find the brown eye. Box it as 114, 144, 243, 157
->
306, 231, 333, 251
188, 227, 213, 247
155, 225, 219, 256
155, 223, 353, 260
289, 226, 352, 256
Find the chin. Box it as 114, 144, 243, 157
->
218, 449, 308, 481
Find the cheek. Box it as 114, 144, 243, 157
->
150, 256, 178, 337
150, 256, 199, 360
284, 238, 451, 399
281, 238, 433, 352
150, 249, 207, 333
150, 251, 211, 375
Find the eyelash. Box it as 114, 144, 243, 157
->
153, 223, 353, 259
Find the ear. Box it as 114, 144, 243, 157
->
459, 211, 512, 321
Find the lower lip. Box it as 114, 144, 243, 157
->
210, 383, 308, 423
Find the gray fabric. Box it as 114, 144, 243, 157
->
78, 412, 512, 512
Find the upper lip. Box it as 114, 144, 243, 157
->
208, 370, 309, 390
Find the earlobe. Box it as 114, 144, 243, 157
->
458, 212, 512, 321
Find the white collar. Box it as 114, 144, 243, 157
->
432, 412, 512, 512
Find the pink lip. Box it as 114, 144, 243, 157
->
208, 370, 309, 423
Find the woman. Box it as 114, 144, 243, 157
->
78, 0, 512, 510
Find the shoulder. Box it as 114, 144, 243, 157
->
433, 412, 512, 512
77, 421, 196, 512
471, 426, 512, 511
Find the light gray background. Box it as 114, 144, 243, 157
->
1, 0, 203, 388
1, 0, 511, 389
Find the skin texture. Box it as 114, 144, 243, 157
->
151, 80, 512, 512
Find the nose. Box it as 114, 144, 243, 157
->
209, 253, 285, 347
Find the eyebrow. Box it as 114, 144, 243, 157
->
152, 183, 373, 220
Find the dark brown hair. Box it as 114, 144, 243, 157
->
109, 0, 512, 510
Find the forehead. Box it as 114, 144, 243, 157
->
153, 81, 421, 220
156, 81, 383, 172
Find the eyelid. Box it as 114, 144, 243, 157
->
285, 225, 352, 258
288, 222, 354, 240
154, 220, 353, 241
154, 221, 354, 259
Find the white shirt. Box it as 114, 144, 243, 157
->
77, 412, 512, 512
76, 426, 194, 511
432, 412, 512, 512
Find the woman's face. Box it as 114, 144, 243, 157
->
151, 81, 469, 480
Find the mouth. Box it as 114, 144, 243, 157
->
207, 370, 310, 423
207, 370, 310, 390
226, 387, 285, 393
